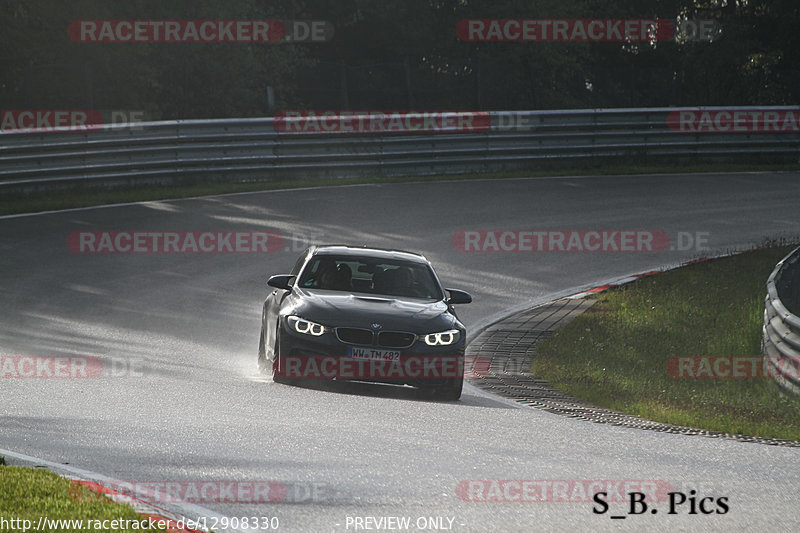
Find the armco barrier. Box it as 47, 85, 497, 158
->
763, 246, 800, 395
1, 107, 799, 191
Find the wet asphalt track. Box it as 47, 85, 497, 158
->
2, 172, 800, 532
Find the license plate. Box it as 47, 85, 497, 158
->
348, 347, 401, 361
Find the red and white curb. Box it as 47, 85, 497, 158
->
566, 253, 745, 299
69, 480, 203, 533
0, 447, 248, 533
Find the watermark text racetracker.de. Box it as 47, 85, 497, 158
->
0, 109, 148, 132
0, 356, 143, 378
456, 18, 718, 42
1, 109, 148, 133
273, 110, 490, 134
1, 110, 103, 132
667, 108, 800, 133
457, 480, 674, 503
70, 19, 284, 42
67, 230, 285, 254
452, 230, 711, 253
68, 19, 333, 43
70, 479, 332, 504
667, 356, 800, 380
276, 355, 490, 380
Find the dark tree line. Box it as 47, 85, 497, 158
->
1, 0, 797, 119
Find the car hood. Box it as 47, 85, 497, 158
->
286, 288, 457, 332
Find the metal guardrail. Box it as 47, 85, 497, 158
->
763, 246, 800, 395
1, 106, 798, 191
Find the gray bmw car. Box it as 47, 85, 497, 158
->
258, 245, 472, 400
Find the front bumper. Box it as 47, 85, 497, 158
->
277, 320, 465, 386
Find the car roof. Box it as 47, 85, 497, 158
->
309, 245, 430, 264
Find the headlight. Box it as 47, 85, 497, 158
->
287, 316, 326, 336
424, 329, 460, 346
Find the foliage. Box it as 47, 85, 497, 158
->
1, 0, 797, 117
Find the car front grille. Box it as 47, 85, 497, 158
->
335, 327, 374, 345
377, 331, 417, 349
335, 328, 417, 348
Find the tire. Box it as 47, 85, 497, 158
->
429, 377, 463, 401
257, 326, 268, 374
272, 326, 288, 384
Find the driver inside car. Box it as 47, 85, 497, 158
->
320, 263, 352, 291
390, 267, 425, 297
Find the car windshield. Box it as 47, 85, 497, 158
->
297, 255, 443, 300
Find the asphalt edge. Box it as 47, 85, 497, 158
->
0, 447, 249, 533
464, 249, 800, 448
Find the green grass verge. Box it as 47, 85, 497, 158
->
0, 463, 168, 532
2, 162, 796, 217
531, 245, 800, 441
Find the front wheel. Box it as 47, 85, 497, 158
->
257, 327, 268, 374
272, 326, 288, 384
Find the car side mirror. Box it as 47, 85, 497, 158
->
445, 288, 472, 305
267, 274, 295, 291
